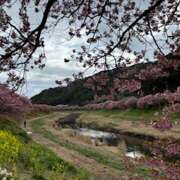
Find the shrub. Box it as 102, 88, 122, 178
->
116, 100, 127, 109
0, 131, 22, 166
152, 117, 173, 131
103, 101, 112, 110
84, 88, 180, 110
173, 103, 180, 111
94, 103, 105, 110
111, 101, 120, 109
103, 101, 118, 110
137, 94, 165, 108
162, 91, 180, 104
124, 97, 138, 108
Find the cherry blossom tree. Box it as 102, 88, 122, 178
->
0, 84, 32, 114
0, 0, 180, 87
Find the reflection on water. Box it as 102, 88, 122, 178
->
125, 151, 144, 159
77, 128, 116, 138
76, 128, 147, 159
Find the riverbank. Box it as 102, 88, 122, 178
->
29, 110, 180, 179
77, 109, 180, 140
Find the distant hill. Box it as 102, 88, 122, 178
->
31, 80, 94, 106
31, 60, 180, 105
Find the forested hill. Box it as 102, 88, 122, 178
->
31, 60, 180, 106
31, 80, 94, 106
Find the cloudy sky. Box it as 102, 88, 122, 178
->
1, 0, 175, 98
23, 25, 95, 97
0, 2, 94, 98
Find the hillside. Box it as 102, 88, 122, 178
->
31, 60, 180, 105
31, 80, 94, 106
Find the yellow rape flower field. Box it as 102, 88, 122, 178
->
0, 131, 22, 165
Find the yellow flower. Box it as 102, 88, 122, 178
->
0, 131, 22, 165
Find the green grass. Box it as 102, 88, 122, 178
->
84, 108, 161, 121
18, 142, 89, 180
31, 113, 160, 179
31, 116, 126, 172
0, 116, 89, 180
82, 106, 180, 132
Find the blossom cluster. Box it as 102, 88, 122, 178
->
152, 117, 173, 131
85, 87, 180, 110
31, 104, 70, 113
0, 167, 14, 180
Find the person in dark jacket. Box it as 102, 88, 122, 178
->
23, 120, 27, 128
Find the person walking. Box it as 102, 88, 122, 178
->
23, 120, 27, 128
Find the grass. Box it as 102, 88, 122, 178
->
31, 114, 157, 179
82, 108, 161, 122
18, 142, 89, 180
28, 109, 180, 179
76, 108, 180, 140
81, 108, 180, 123
31, 116, 126, 172
0, 116, 89, 180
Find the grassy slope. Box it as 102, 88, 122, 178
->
30, 116, 125, 171
29, 109, 180, 179
30, 113, 157, 179
0, 115, 89, 180
87, 109, 161, 121
78, 109, 180, 139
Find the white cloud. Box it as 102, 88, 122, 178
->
23, 27, 88, 97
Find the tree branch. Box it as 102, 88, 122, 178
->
147, 17, 165, 55
108, 0, 165, 55
1, 0, 57, 60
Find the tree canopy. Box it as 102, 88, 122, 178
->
0, 84, 32, 114
0, 0, 180, 87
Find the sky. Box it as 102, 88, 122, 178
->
0, 0, 176, 98
0, 4, 153, 98
22, 28, 89, 97
0, 1, 94, 98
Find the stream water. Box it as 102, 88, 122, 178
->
58, 113, 179, 160
75, 127, 150, 159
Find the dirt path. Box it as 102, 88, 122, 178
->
29, 114, 127, 180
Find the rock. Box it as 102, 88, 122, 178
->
58, 113, 80, 128
154, 112, 159, 116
